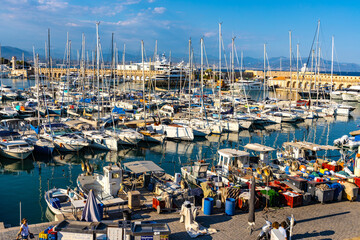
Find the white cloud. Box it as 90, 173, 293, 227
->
65, 22, 79, 27
153, 7, 166, 14
37, 0, 68, 11
148, 0, 155, 2
204, 32, 216, 37
5, 0, 27, 3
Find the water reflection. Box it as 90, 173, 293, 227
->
0, 158, 35, 173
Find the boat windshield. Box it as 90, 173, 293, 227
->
52, 128, 73, 136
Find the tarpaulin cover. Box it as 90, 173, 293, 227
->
30, 124, 40, 134
81, 189, 101, 222
329, 183, 344, 199
112, 107, 126, 114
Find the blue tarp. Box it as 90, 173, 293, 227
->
79, 98, 92, 103
112, 107, 126, 114
30, 124, 40, 134
329, 183, 344, 199
355, 135, 360, 141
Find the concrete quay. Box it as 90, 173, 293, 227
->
1, 199, 360, 240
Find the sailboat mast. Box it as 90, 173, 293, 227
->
330, 36, 334, 102
231, 37, 235, 116
240, 50, 243, 80
123, 43, 126, 93
289, 30, 292, 110
296, 43, 299, 102
188, 38, 191, 120
218, 22, 222, 121
81, 33, 86, 112
96, 22, 100, 126
141, 40, 146, 121
263, 43, 266, 100
200, 37, 204, 119
168, 51, 171, 91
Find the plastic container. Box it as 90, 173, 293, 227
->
307, 181, 329, 197
39, 231, 47, 240
97, 203, 104, 219
203, 197, 214, 215
225, 198, 235, 216
215, 199, 221, 208
303, 193, 312, 205
281, 191, 302, 208
288, 176, 308, 191
315, 188, 334, 203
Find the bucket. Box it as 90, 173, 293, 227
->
203, 197, 214, 215
225, 198, 235, 216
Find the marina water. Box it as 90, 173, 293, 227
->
0, 78, 359, 226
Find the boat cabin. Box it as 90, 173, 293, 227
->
244, 143, 275, 165
282, 141, 320, 161
192, 161, 210, 179
217, 148, 250, 175
103, 165, 123, 197
281, 141, 338, 161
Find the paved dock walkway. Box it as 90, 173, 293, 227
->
1, 200, 359, 239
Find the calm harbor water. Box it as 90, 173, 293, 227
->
0, 78, 359, 226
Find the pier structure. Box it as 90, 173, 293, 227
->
40, 67, 163, 81
246, 70, 358, 90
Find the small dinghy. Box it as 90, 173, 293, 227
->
44, 188, 84, 215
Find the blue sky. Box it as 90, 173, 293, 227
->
1, 0, 360, 63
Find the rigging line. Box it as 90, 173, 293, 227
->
221, 38, 230, 78
203, 40, 210, 70
333, 44, 342, 75
299, 22, 320, 93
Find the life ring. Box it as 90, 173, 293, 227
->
291, 161, 299, 171
257, 113, 261, 117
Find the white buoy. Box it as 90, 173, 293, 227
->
174, 173, 181, 185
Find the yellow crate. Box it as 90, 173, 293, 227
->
39, 231, 48, 239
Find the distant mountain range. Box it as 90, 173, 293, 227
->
2, 45, 360, 72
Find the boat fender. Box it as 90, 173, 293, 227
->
263, 168, 270, 176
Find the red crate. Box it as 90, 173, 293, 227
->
152, 197, 166, 210
354, 177, 360, 188
280, 191, 302, 208
322, 163, 342, 172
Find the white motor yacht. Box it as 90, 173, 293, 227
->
82, 130, 118, 151
0, 130, 34, 160
42, 123, 89, 152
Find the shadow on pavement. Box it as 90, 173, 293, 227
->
293, 230, 335, 239
296, 211, 350, 224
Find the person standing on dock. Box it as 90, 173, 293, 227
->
16, 218, 33, 239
